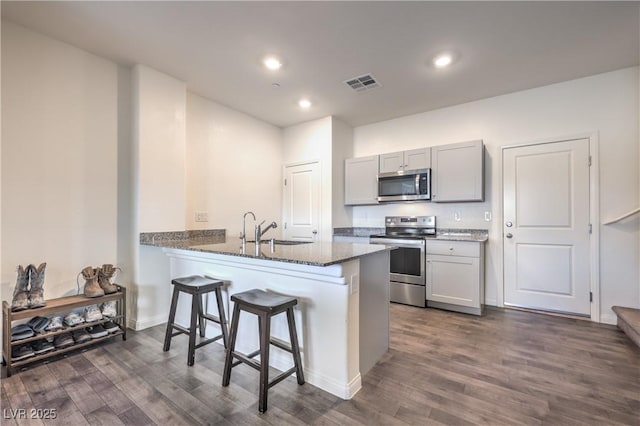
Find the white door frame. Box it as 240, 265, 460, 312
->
281, 159, 322, 240
498, 132, 600, 322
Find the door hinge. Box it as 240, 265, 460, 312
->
590, 292, 593, 303
284, 222, 287, 229
588, 224, 592, 234
588, 156, 592, 166
284, 178, 287, 186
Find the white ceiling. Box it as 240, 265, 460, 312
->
2, 1, 639, 128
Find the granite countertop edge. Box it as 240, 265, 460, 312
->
140, 232, 392, 267
333, 227, 489, 242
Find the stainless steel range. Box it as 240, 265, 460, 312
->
369, 216, 436, 307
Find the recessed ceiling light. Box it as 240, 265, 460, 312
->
433, 54, 453, 68
263, 56, 282, 70
298, 99, 311, 109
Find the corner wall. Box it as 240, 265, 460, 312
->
352, 67, 640, 323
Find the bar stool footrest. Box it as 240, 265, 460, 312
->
171, 324, 190, 335
269, 338, 293, 353
231, 349, 260, 367
268, 367, 297, 389
194, 334, 223, 349
231, 353, 261, 371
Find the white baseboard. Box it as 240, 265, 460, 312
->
128, 314, 166, 331
600, 313, 617, 325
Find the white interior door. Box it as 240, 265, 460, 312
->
283, 162, 320, 241
503, 138, 591, 316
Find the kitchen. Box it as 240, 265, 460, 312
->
1, 1, 639, 425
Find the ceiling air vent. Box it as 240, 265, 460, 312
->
344, 74, 381, 92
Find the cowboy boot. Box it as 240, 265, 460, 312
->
81, 266, 104, 298
28, 263, 47, 308
97, 264, 119, 294
11, 265, 30, 311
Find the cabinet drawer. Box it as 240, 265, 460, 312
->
426, 240, 480, 257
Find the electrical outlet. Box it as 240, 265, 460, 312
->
350, 274, 360, 294
484, 211, 492, 221
195, 211, 209, 222
454, 211, 461, 222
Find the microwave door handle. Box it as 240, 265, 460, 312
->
415, 174, 420, 195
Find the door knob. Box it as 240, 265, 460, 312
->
506, 233, 513, 238
312, 230, 318, 235
506, 221, 513, 227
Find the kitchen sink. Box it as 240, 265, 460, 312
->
247, 240, 312, 246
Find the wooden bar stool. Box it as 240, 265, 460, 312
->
163, 275, 229, 366
222, 289, 305, 413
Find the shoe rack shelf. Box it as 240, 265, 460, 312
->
2, 287, 126, 377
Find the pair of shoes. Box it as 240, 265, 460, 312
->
11, 324, 35, 341
101, 301, 117, 318
103, 321, 120, 333
46, 316, 64, 331
64, 311, 84, 327
10, 263, 47, 311
84, 305, 102, 322
32, 339, 55, 354
86, 325, 108, 338
12, 344, 35, 361
53, 333, 74, 349
28, 316, 50, 333
72, 329, 91, 344
79, 264, 119, 298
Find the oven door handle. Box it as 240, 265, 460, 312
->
370, 238, 426, 247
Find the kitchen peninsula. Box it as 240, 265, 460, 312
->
141, 231, 392, 399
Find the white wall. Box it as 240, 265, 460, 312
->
134, 65, 186, 233
1, 21, 118, 301
352, 67, 640, 323
332, 117, 354, 229
185, 92, 282, 237
282, 117, 333, 241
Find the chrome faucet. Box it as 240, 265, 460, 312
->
255, 220, 278, 243
241, 211, 256, 244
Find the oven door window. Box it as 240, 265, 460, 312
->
389, 246, 422, 277
379, 175, 417, 197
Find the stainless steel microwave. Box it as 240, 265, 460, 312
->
377, 169, 431, 202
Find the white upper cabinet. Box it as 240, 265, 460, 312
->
379, 147, 430, 173
431, 140, 484, 202
344, 155, 379, 205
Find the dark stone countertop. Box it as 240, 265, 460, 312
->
141, 235, 392, 267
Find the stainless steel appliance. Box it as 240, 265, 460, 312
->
377, 169, 431, 202
369, 216, 436, 307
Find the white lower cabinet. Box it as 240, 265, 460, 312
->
426, 240, 484, 315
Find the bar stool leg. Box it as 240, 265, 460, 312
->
286, 307, 305, 385
222, 303, 241, 387
196, 293, 206, 337
258, 312, 271, 413
214, 287, 229, 349
187, 293, 199, 366
163, 287, 180, 352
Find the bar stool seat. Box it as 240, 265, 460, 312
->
163, 275, 229, 366
222, 289, 305, 413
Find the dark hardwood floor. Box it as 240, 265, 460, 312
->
2, 305, 639, 425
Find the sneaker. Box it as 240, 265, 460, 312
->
101, 301, 117, 318
53, 333, 74, 349
28, 316, 50, 333
87, 324, 108, 339
64, 311, 84, 327
103, 321, 120, 334
32, 339, 55, 354
84, 304, 102, 322
11, 345, 34, 361
46, 315, 64, 331
72, 329, 91, 344
11, 324, 34, 341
